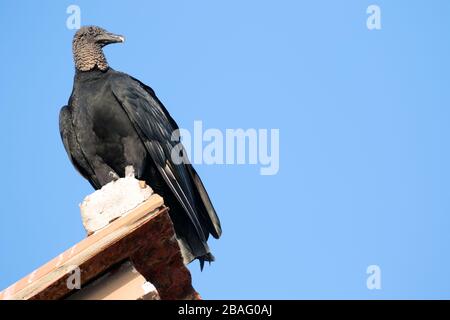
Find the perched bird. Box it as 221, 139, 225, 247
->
59, 26, 221, 268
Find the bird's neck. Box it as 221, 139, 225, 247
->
73, 43, 109, 72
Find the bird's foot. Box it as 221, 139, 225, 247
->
125, 165, 135, 178
108, 171, 120, 180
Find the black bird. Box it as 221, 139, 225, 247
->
59, 26, 221, 268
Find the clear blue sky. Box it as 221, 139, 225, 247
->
1, 0, 450, 299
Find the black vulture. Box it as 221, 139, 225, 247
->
59, 26, 221, 269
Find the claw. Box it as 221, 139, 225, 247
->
108, 171, 119, 180
125, 165, 135, 178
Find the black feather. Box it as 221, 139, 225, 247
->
59, 68, 221, 267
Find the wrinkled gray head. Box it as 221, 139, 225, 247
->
72, 26, 124, 72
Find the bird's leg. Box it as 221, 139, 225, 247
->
92, 159, 120, 186
108, 171, 120, 180
125, 165, 135, 178
124, 165, 147, 188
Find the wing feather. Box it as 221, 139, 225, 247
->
59, 105, 101, 189
128, 76, 222, 239
111, 75, 213, 241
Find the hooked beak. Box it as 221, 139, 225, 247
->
96, 32, 125, 46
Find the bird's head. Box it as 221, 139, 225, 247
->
72, 26, 125, 72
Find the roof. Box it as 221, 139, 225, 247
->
0, 194, 200, 300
